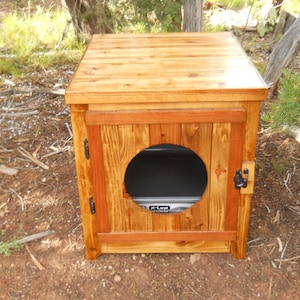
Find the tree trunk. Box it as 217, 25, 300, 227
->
63, 0, 113, 37
183, 0, 203, 32
272, 10, 296, 44
263, 16, 300, 96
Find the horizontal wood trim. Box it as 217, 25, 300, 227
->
88, 101, 243, 112
65, 89, 268, 105
85, 109, 246, 125
97, 231, 236, 243
100, 240, 231, 254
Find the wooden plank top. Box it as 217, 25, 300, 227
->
65, 32, 268, 105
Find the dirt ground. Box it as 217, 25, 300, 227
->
0, 5, 300, 300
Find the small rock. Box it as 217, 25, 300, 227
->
190, 253, 201, 265
0, 164, 18, 176
113, 274, 121, 282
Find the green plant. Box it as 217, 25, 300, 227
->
0, 7, 83, 75
262, 69, 300, 129
0, 235, 24, 256
257, 6, 277, 37
271, 147, 291, 175
110, 0, 182, 33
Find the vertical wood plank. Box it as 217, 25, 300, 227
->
231, 101, 261, 258
242, 101, 261, 160
209, 123, 231, 231
149, 124, 181, 231
101, 125, 127, 232
118, 124, 153, 232
70, 105, 101, 259
181, 123, 212, 231
149, 124, 181, 145
224, 122, 244, 231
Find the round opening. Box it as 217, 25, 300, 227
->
124, 144, 207, 213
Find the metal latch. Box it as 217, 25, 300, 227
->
84, 139, 90, 160
234, 168, 249, 189
89, 197, 96, 214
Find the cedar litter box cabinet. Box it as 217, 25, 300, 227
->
65, 32, 268, 260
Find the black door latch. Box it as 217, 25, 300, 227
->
234, 169, 249, 189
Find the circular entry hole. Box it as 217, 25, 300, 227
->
124, 144, 207, 213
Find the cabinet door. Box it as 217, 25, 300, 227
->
85, 109, 245, 242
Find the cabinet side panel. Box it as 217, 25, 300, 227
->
70, 105, 101, 259
87, 125, 109, 233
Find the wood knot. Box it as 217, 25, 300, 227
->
215, 165, 227, 179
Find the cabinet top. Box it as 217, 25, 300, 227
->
65, 32, 268, 105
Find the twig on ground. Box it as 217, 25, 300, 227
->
271, 261, 277, 269
267, 277, 273, 300
229, 290, 244, 299
0, 88, 65, 96
17, 146, 49, 170
247, 238, 261, 244
264, 204, 271, 213
285, 205, 300, 215
32, 144, 42, 159
15, 94, 41, 107
277, 237, 283, 252
0, 145, 13, 152
272, 210, 280, 224
2, 104, 39, 111
0, 99, 13, 124
0, 197, 10, 211
274, 255, 300, 262
0, 110, 39, 117
65, 122, 73, 139
278, 238, 290, 269
41, 145, 71, 159
283, 170, 293, 194
15, 230, 55, 244
188, 286, 205, 299
9, 188, 25, 212
25, 244, 45, 271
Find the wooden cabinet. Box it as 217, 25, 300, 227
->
65, 33, 268, 260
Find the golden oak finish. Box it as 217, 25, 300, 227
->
65, 33, 268, 260
66, 33, 267, 106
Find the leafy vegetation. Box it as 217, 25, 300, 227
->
262, 69, 300, 129
256, 6, 277, 37
0, 7, 83, 76
0, 0, 299, 76
0, 230, 24, 256
109, 0, 183, 33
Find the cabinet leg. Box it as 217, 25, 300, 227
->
230, 194, 251, 259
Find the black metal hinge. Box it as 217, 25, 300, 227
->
84, 139, 90, 160
89, 196, 96, 214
